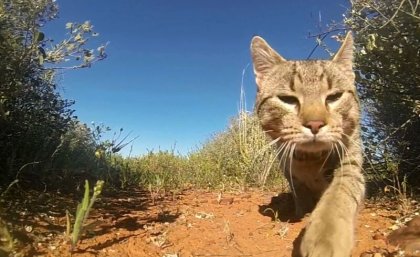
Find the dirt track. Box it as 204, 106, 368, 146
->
8, 189, 409, 257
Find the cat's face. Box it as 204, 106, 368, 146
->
251, 33, 360, 153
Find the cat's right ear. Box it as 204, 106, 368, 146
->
250, 36, 286, 86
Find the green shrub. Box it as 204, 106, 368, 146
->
51, 121, 97, 173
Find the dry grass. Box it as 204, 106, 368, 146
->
113, 86, 287, 193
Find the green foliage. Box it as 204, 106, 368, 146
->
51, 121, 97, 173
0, 0, 107, 186
344, 0, 420, 188
0, 0, 71, 182
67, 180, 104, 251
45, 21, 107, 68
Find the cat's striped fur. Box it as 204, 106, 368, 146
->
250, 32, 365, 257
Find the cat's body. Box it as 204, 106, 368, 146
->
251, 33, 365, 257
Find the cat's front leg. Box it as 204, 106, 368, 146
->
299, 209, 354, 257
299, 166, 365, 257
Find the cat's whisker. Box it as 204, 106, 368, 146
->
278, 141, 291, 172
277, 141, 292, 189
337, 136, 363, 169
264, 143, 285, 181
261, 136, 283, 162
339, 140, 360, 174
272, 141, 287, 169
278, 142, 292, 194
338, 132, 363, 148
339, 132, 372, 173
332, 142, 341, 165
268, 136, 282, 146
339, 140, 350, 164
288, 143, 297, 198
335, 140, 357, 188
333, 142, 345, 187
318, 146, 334, 175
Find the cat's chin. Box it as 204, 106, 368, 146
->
295, 141, 333, 153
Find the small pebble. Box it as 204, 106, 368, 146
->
24, 225, 33, 233
372, 232, 385, 240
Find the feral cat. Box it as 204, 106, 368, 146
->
250, 32, 365, 257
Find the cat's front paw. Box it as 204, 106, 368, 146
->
299, 219, 353, 257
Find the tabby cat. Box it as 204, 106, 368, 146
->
250, 32, 365, 257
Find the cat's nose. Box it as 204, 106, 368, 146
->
304, 120, 326, 134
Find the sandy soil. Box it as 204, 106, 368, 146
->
3, 189, 416, 257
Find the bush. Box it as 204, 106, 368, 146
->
129, 150, 189, 191
345, 0, 420, 190
0, 0, 106, 187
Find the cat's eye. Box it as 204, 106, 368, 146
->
278, 95, 299, 105
326, 92, 344, 104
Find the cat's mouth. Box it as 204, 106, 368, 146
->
293, 149, 330, 161
295, 137, 334, 152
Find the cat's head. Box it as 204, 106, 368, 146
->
250, 32, 360, 153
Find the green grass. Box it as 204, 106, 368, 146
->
106, 109, 287, 193
187, 111, 286, 191
67, 180, 104, 251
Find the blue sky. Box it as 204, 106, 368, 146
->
45, 0, 349, 156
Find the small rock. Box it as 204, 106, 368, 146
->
212, 197, 234, 205
24, 225, 33, 233
389, 224, 400, 230
163, 254, 178, 257
195, 212, 214, 219
372, 231, 386, 240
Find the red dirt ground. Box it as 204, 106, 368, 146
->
3, 189, 418, 257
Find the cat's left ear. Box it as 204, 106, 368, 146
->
332, 32, 353, 69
